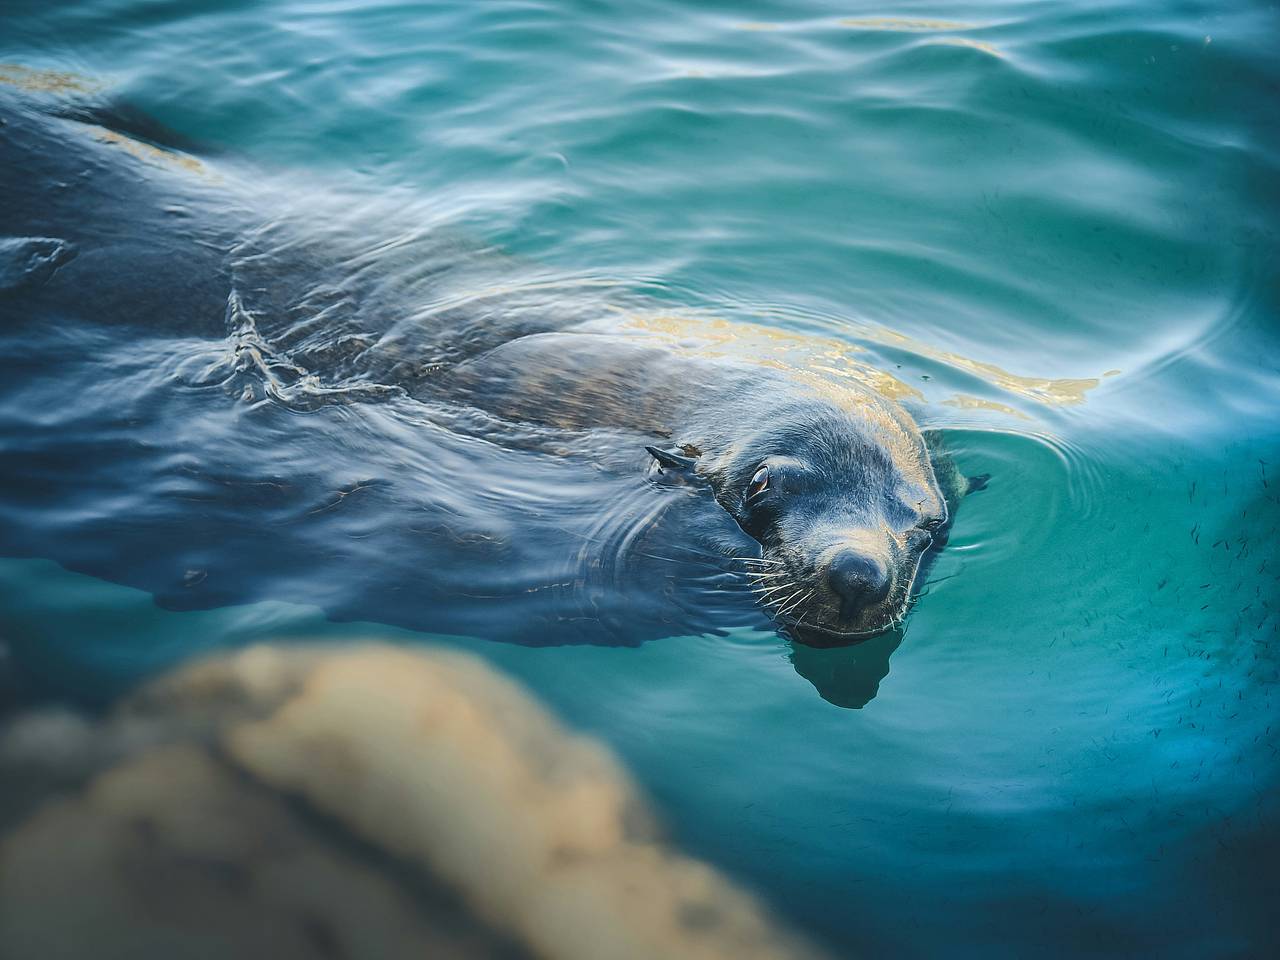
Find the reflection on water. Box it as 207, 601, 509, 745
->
788, 630, 903, 709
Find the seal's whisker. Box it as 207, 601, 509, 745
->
777, 588, 814, 619
768, 588, 803, 612
775, 595, 801, 618
779, 590, 807, 615
921, 572, 958, 588
763, 589, 794, 609
754, 578, 797, 594
791, 598, 816, 632
755, 585, 799, 603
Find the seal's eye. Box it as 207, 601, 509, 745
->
746, 465, 770, 501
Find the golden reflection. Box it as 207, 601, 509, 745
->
89, 125, 207, 175
0, 64, 207, 177
611, 310, 1104, 408
942, 394, 1030, 420
925, 37, 1004, 57
853, 322, 1103, 406
735, 18, 982, 34
612, 310, 923, 403
838, 17, 976, 31
0, 63, 98, 95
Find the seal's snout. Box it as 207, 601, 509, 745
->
826, 549, 891, 617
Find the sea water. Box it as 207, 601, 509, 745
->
1, 1, 1277, 955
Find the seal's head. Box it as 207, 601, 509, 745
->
651, 391, 948, 640
726, 398, 947, 638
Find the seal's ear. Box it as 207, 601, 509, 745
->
645, 445, 697, 473
922, 429, 990, 508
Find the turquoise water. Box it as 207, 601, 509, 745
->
2, 0, 1279, 956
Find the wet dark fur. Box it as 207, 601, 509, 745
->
443, 332, 959, 636
0, 84, 973, 642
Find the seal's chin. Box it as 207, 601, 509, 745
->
760, 557, 922, 646
778, 598, 909, 646
749, 543, 934, 646
784, 621, 896, 648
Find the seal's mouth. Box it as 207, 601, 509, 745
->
784, 607, 905, 637
776, 595, 911, 643
744, 538, 936, 645
745, 567, 911, 639
783, 618, 903, 648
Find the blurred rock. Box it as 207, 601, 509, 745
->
0, 643, 828, 960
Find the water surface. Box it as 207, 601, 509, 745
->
1, 0, 1278, 956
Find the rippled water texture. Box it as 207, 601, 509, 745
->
1, 1, 1278, 956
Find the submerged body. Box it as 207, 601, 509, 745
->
444, 331, 952, 636
0, 80, 963, 642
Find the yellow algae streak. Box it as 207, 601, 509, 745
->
614, 310, 924, 403
0, 64, 209, 177
929, 351, 1100, 406
839, 17, 976, 31
925, 36, 1004, 57
942, 395, 1031, 420
736, 18, 988, 36
0, 63, 98, 95
89, 125, 208, 176
613, 310, 1104, 409
836, 17, 1004, 58
866, 324, 1103, 405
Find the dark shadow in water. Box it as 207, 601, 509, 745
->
786, 629, 904, 709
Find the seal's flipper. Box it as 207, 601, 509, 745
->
966, 473, 991, 494
922, 429, 989, 513
645, 445, 697, 473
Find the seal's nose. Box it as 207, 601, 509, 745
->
826, 550, 891, 614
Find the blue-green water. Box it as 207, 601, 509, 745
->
2, 1, 1278, 956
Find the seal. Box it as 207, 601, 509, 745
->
0, 75, 981, 644
439, 325, 972, 639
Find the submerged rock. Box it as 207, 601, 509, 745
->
0, 643, 828, 960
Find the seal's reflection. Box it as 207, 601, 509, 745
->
786, 628, 905, 709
